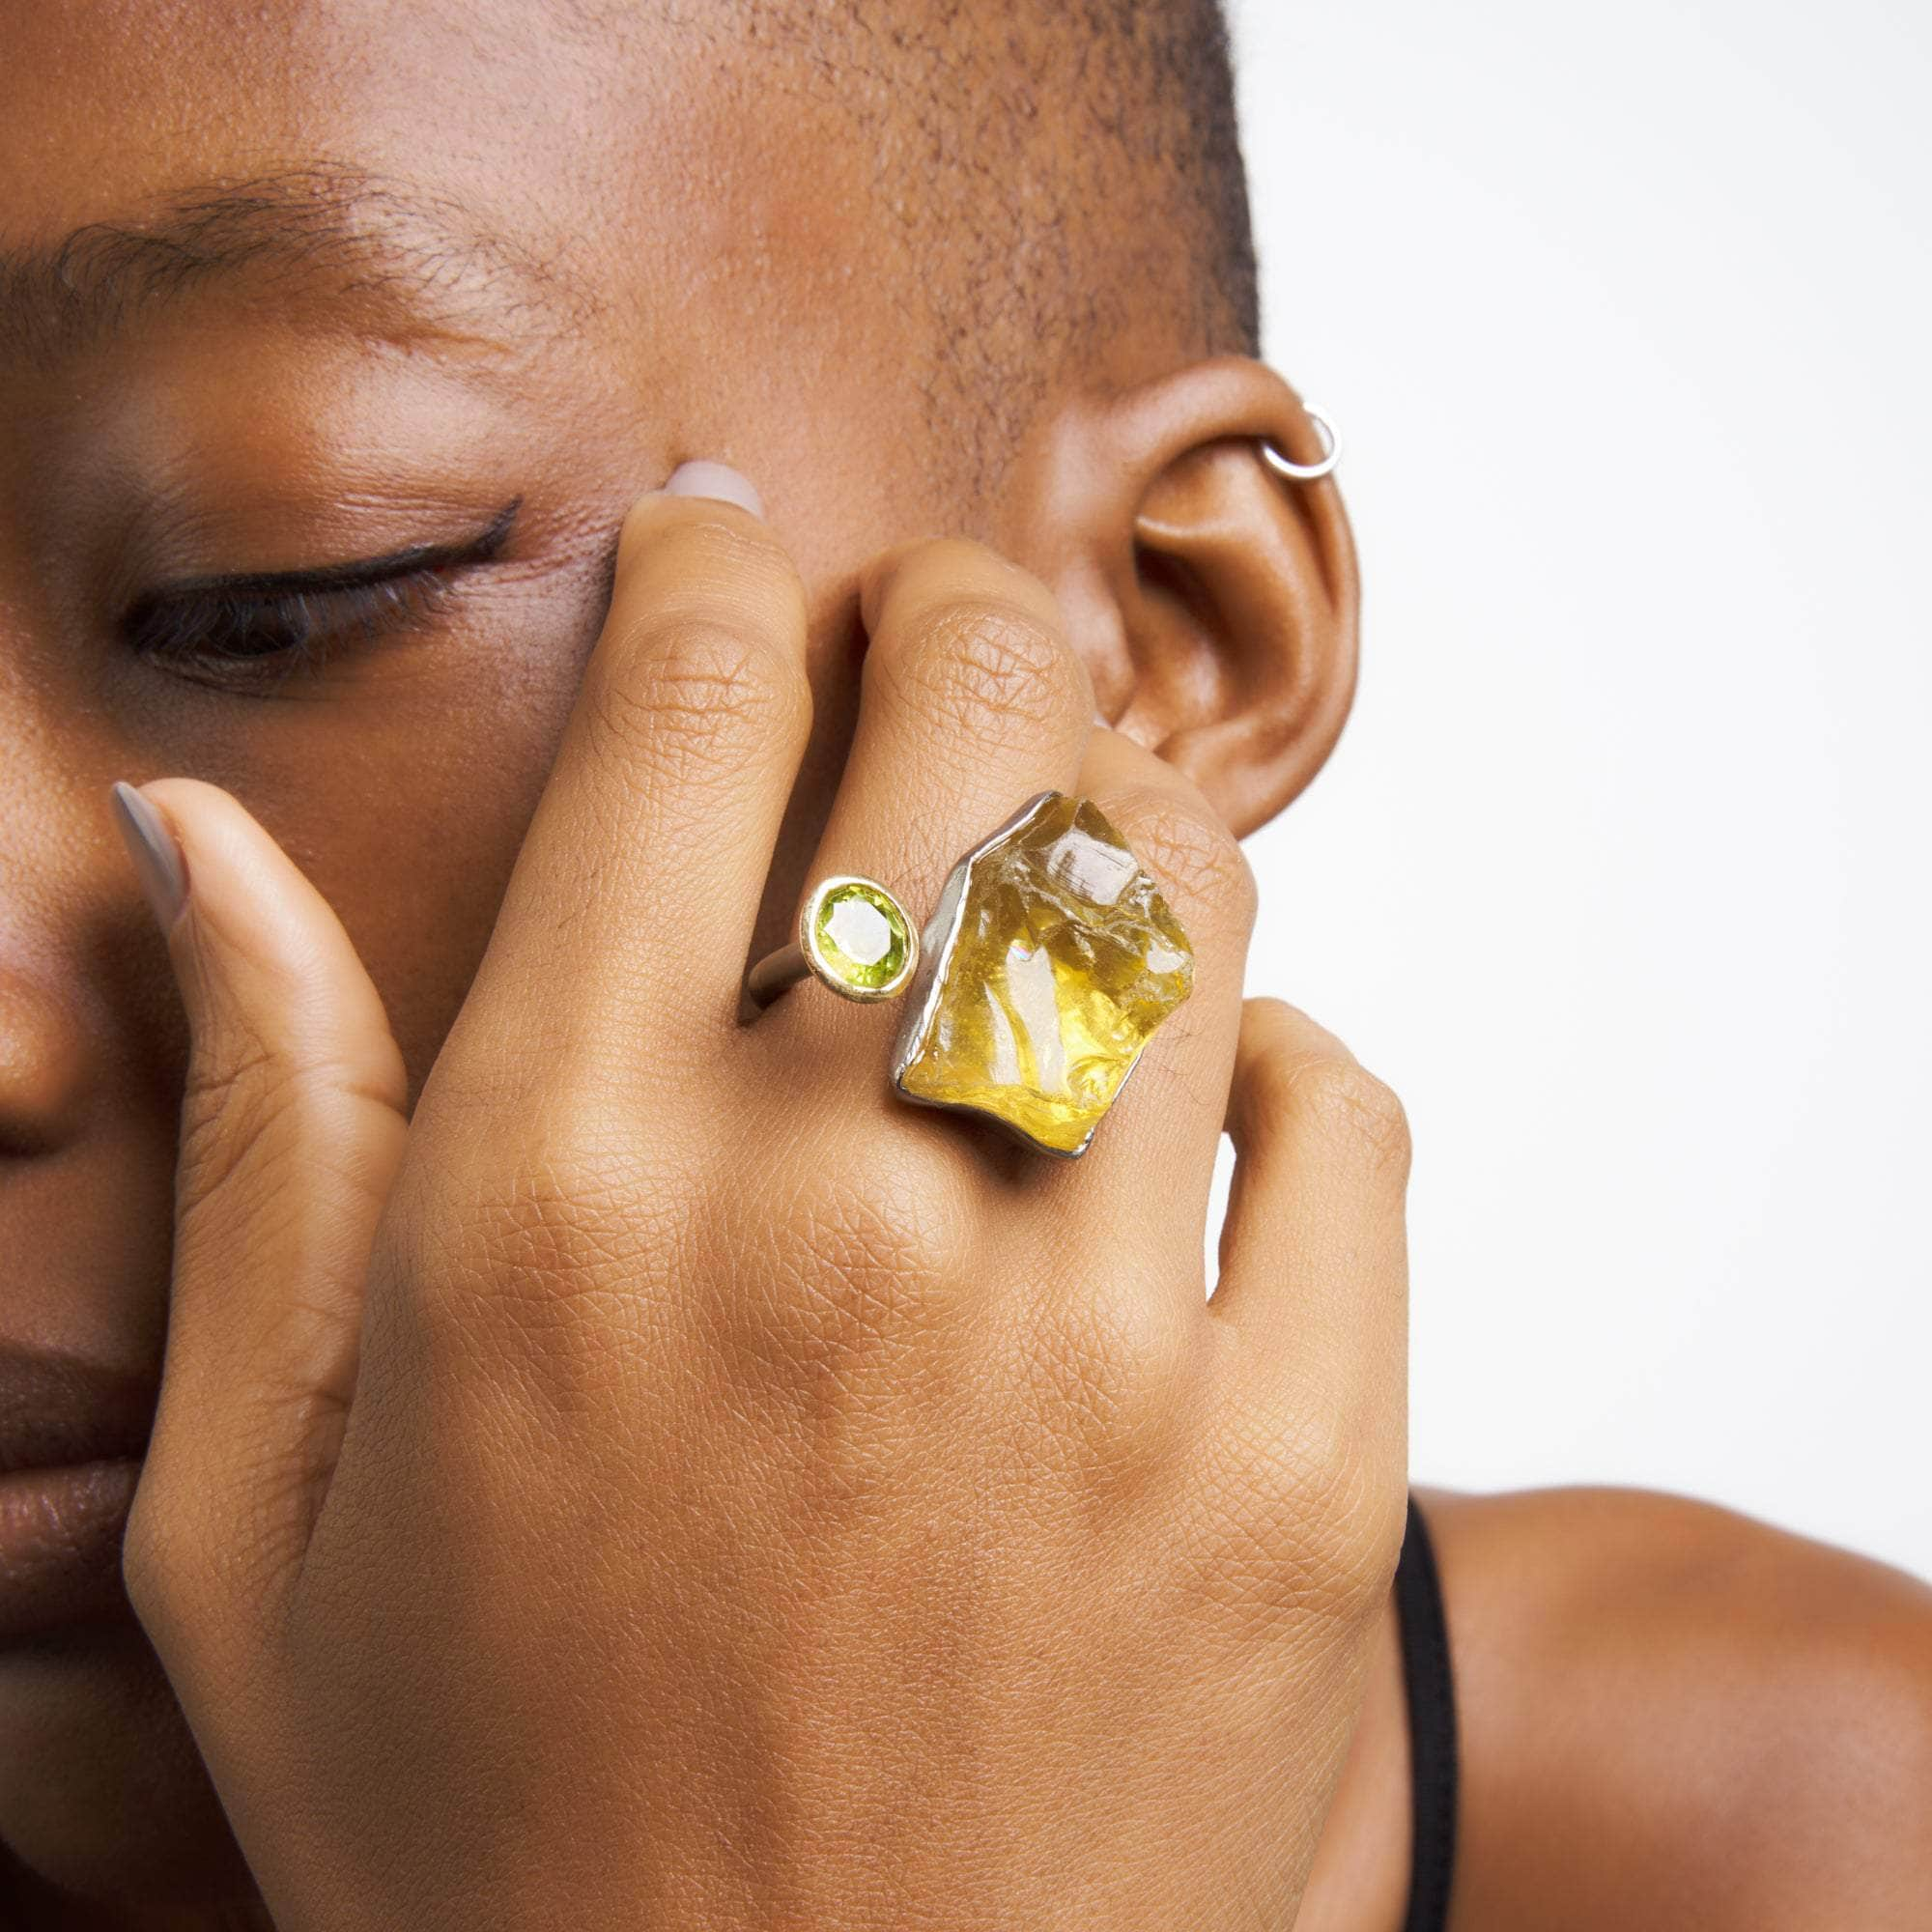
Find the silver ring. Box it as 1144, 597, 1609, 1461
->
741, 792, 1195, 1158
1259, 407, 1340, 483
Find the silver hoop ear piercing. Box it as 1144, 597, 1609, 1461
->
1259, 406, 1340, 483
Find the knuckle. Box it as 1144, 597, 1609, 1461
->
690, 1154, 975, 1507
591, 611, 807, 788
738, 1152, 971, 1375
421, 1122, 669, 1361
878, 596, 1086, 745
174, 1041, 307, 1223
465, 1165, 623, 1290
175, 1061, 263, 1210
1244, 1051, 1414, 1182
1288, 1426, 1408, 1619
1018, 1286, 1201, 1480
1275, 1054, 1412, 1180
1111, 789, 1256, 927
1188, 1404, 1406, 1630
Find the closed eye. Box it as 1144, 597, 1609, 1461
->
119, 496, 521, 693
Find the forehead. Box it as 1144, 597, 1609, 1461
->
1, 1, 884, 365
0, 3, 978, 551
8, 4, 635, 229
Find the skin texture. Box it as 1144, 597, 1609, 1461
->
0, 2, 1927, 1927
105, 494, 1410, 1932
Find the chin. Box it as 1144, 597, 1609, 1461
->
0, 1618, 258, 1919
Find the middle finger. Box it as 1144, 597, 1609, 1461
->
820, 537, 1096, 899
771, 539, 1097, 1066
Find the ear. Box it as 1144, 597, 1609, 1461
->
1002, 355, 1359, 836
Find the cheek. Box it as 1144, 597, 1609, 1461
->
312, 662, 594, 1106
171, 577, 604, 1110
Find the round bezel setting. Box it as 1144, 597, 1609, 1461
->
800, 875, 919, 1002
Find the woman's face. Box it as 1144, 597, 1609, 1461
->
1, 2, 961, 1910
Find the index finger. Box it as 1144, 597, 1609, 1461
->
427, 475, 811, 1116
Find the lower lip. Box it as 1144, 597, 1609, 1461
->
0, 1459, 141, 1646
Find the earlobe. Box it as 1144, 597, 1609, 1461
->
1008, 355, 1360, 837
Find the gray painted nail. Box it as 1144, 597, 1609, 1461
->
110, 781, 187, 930
663, 461, 764, 519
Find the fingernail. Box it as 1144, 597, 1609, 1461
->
663, 461, 764, 519
109, 781, 188, 930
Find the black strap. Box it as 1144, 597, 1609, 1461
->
1392, 1495, 1459, 1932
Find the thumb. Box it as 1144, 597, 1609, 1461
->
108, 777, 409, 1658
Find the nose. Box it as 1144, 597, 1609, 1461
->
0, 817, 182, 1375
0, 615, 186, 1378
0, 968, 94, 1156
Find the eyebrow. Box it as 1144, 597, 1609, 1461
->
0, 160, 598, 366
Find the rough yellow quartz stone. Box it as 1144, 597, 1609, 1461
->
892, 792, 1193, 1155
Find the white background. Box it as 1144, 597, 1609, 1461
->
1217, 0, 1931, 1577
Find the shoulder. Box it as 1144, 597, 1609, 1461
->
1421, 1485, 1932, 1932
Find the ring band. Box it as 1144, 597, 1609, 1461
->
745, 791, 1193, 1157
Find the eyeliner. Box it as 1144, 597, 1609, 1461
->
130, 496, 523, 611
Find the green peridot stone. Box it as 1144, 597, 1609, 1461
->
811, 880, 912, 993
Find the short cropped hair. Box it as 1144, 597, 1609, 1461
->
776, 0, 1262, 492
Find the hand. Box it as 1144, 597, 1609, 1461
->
116, 479, 1410, 1931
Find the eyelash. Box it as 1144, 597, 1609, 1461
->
119, 498, 520, 695
123, 568, 458, 692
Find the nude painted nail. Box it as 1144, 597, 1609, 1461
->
663, 460, 764, 519
109, 781, 187, 930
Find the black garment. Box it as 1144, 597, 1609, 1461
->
1392, 1495, 1459, 1932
